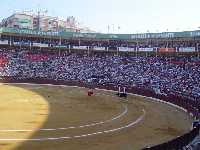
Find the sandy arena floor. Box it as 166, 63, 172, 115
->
0, 83, 193, 150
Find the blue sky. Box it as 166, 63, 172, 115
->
1, 0, 200, 33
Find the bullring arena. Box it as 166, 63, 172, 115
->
0, 11, 200, 149
0, 82, 192, 150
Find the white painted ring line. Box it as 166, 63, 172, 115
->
0, 104, 128, 132
0, 83, 146, 141
0, 82, 192, 142
0, 109, 145, 141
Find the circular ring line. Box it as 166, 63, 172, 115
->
0, 105, 127, 132
0, 109, 145, 141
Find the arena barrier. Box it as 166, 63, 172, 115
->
0, 76, 199, 150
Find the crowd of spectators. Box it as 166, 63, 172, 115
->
0, 47, 199, 150
0, 48, 199, 102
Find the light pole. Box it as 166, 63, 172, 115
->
118, 26, 120, 34
107, 25, 110, 34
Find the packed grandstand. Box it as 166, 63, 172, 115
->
0, 27, 200, 149
0, 48, 199, 102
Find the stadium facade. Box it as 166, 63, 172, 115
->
0, 26, 200, 53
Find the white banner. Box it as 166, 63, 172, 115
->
33, 43, 48, 47
118, 47, 135, 52
138, 48, 154, 51
73, 46, 88, 50
14, 41, 31, 46
93, 47, 105, 51
0, 40, 8, 45
179, 47, 196, 52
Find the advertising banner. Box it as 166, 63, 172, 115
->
179, 47, 196, 52
33, 43, 48, 47
118, 47, 135, 52
73, 46, 88, 50
0, 40, 8, 45
1, 27, 200, 40
138, 48, 154, 51
158, 48, 176, 52
93, 47, 105, 51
